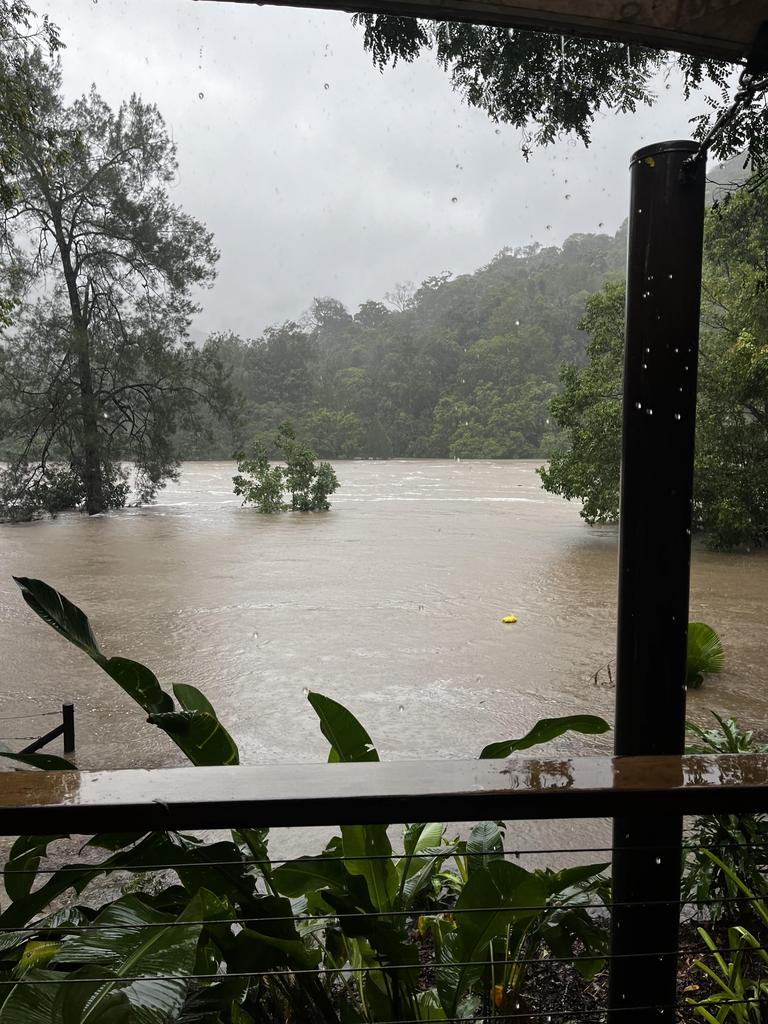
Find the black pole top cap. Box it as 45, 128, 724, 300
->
630, 140, 699, 167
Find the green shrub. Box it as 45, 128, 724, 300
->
233, 421, 340, 513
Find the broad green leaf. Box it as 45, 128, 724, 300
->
172, 683, 216, 716
465, 821, 503, 874
147, 711, 239, 766
479, 715, 610, 759
51, 893, 204, 1024
4, 835, 68, 902
686, 622, 724, 688
272, 854, 349, 898
307, 692, 379, 762
438, 859, 546, 1016
105, 658, 174, 715
13, 577, 103, 661
14, 939, 59, 977
0, 751, 77, 771
0, 969, 60, 1024
415, 990, 448, 1021
341, 824, 398, 912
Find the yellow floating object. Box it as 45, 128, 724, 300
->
501, 614, 518, 624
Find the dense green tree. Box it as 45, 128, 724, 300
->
352, 15, 766, 169
0, 48, 223, 518
539, 178, 768, 550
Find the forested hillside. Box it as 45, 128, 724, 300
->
191, 227, 626, 459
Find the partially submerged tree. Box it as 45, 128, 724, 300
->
0, 45, 224, 519
233, 422, 340, 513
353, 15, 767, 169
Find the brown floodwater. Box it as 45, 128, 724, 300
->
0, 460, 766, 855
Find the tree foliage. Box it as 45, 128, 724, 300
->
0, 35, 225, 519
352, 15, 766, 171
233, 421, 340, 512
200, 231, 626, 461
539, 175, 768, 550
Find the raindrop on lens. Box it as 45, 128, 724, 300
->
398, 705, 404, 713
564, 193, 571, 200
655, 857, 662, 865
674, 413, 681, 421
451, 196, 458, 204
635, 402, 642, 410
198, 91, 205, 99
324, 82, 330, 90
494, 128, 501, 135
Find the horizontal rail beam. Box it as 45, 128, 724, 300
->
200, 0, 762, 62
1, 754, 767, 835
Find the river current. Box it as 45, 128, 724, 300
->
2, 459, 766, 779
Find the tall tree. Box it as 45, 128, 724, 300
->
353, 16, 766, 169
539, 176, 768, 550
0, 49, 222, 518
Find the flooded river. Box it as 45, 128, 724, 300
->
1, 459, 766, 778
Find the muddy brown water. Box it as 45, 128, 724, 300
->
1, 459, 766, 858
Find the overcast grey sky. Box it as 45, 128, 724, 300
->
39, 0, 709, 339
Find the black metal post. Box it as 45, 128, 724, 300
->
608, 141, 706, 1021
62, 702, 75, 755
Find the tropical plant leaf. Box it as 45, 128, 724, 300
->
341, 824, 398, 911
147, 711, 239, 766
686, 623, 725, 688
105, 658, 174, 715
465, 821, 504, 874
173, 684, 216, 716
479, 715, 610, 759
272, 854, 350, 898
4, 835, 68, 903
13, 577, 103, 661
307, 691, 379, 762
0, 969, 60, 1024
49, 893, 205, 1024
437, 859, 547, 1016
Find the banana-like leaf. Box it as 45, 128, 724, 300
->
4, 835, 68, 903
437, 859, 547, 1016
465, 821, 504, 875
479, 715, 610, 759
341, 824, 398, 912
14, 577, 103, 661
0, 969, 59, 1023
686, 622, 725, 689
0, 751, 77, 771
272, 853, 350, 897
307, 691, 379, 762
49, 893, 205, 1024
13, 939, 59, 977
105, 658, 174, 715
13, 577, 239, 768
147, 711, 239, 767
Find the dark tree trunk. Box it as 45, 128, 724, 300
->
52, 215, 104, 515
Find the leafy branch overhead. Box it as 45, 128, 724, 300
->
353, 15, 767, 168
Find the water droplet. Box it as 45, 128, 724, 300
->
514, 319, 520, 326
253, 631, 259, 640
674, 412, 681, 421
642, 363, 648, 370
494, 128, 501, 135
198, 91, 205, 99
398, 704, 404, 713
598, 221, 604, 228
451, 196, 458, 204
646, 408, 653, 415
635, 401, 642, 410
684, 365, 689, 372
455, 163, 462, 170
668, 273, 674, 279
323, 82, 330, 90
546, 224, 552, 231
302, 687, 309, 697
564, 193, 571, 200
637, 208, 643, 214
655, 856, 662, 865
644, 347, 650, 353
674, 347, 679, 353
